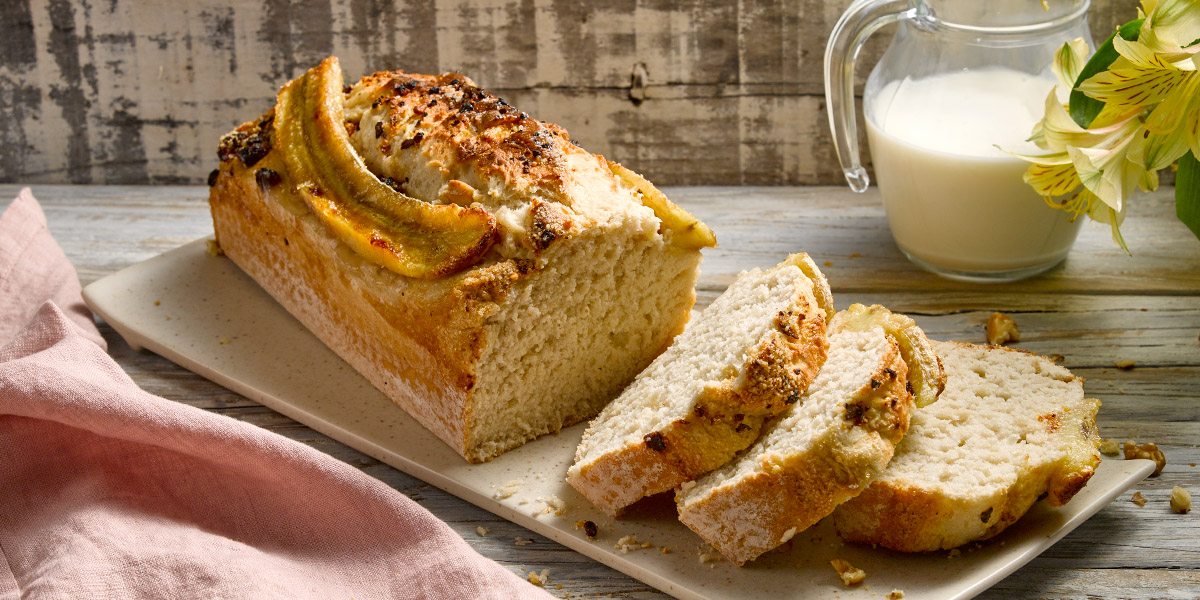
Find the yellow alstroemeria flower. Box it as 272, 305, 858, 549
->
1016, 0, 1200, 253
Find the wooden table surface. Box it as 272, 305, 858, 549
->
5, 183, 1198, 599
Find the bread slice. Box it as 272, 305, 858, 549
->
566, 254, 835, 516
676, 306, 942, 565
209, 57, 712, 462
832, 341, 1102, 552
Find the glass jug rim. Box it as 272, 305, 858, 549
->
913, 0, 1090, 36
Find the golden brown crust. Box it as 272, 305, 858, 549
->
568, 276, 830, 517
352, 70, 575, 207
832, 342, 1101, 552
677, 339, 913, 565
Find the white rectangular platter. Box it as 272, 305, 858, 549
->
83, 239, 1155, 600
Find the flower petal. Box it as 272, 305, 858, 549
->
1024, 162, 1082, 197
1077, 67, 1192, 107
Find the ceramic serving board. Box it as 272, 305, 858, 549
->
83, 239, 1156, 600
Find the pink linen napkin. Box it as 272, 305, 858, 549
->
0, 189, 555, 599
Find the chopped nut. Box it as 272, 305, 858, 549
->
986, 312, 1019, 345
1123, 440, 1167, 476
527, 569, 550, 586
1099, 439, 1121, 456
475, 526, 489, 536
1171, 486, 1191, 514
1115, 360, 1136, 370
1131, 491, 1147, 507
205, 238, 224, 257
887, 591, 905, 600
830, 558, 866, 586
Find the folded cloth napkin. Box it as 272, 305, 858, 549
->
0, 189, 554, 599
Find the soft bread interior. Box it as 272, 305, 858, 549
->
468, 232, 702, 460
569, 264, 815, 471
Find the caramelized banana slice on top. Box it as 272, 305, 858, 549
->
275, 56, 498, 279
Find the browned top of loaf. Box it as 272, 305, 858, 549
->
349, 70, 578, 207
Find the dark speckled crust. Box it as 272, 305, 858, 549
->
352, 70, 575, 203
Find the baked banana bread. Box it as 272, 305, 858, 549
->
567, 254, 834, 516
208, 57, 714, 462
675, 305, 943, 565
832, 341, 1101, 551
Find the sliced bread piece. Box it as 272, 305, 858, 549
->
566, 254, 835, 516
675, 305, 943, 565
832, 341, 1102, 552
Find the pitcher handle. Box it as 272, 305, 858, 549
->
824, 0, 913, 192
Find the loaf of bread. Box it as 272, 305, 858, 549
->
208, 56, 714, 462
567, 254, 835, 516
832, 341, 1102, 551
675, 305, 943, 565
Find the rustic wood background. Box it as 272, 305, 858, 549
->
1, 0, 1135, 186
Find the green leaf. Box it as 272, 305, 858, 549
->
1176, 150, 1200, 240
1070, 19, 1145, 128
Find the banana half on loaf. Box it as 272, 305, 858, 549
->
208, 56, 715, 462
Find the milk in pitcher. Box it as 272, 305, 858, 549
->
866, 68, 1084, 275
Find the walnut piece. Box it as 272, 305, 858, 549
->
1123, 440, 1167, 476
1171, 486, 1191, 514
830, 558, 866, 586
986, 312, 1020, 345
1131, 491, 1147, 507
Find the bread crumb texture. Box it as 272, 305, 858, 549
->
1123, 440, 1166, 476
832, 341, 1101, 552
830, 558, 866, 586
1171, 486, 1191, 514
985, 312, 1019, 345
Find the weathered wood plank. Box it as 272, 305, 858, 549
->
0, 0, 1137, 185
9, 183, 1199, 599
5, 184, 1198, 295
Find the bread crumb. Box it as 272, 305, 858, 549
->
986, 312, 1019, 345
615, 535, 643, 553
1115, 360, 1136, 370
475, 526, 489, 536
680, 480, 696, 493
555, 584, 562, 590
535, 495, 567, 516
527, 569, 550, 586
850, 253, 862, 258
1171, 486, 1191, 514
515, 537, 534, 546
492, 479, 523, 500
219, 337, 230, 345
660, 546, 671, 554
153, 300, 161, 306
698, 545, 723, 564
1099, 439, 1120, 456
887, 590, 905, 599
1123, 440, 1166, 476
205, 238, 224, 256
1048, 353, 1065, 364
1131, 491, 1147, 507
777, 526, 799, 544
830, 558, 866, 586
823, 260, 833, 267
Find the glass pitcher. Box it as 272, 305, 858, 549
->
825, 0, 1094, 282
